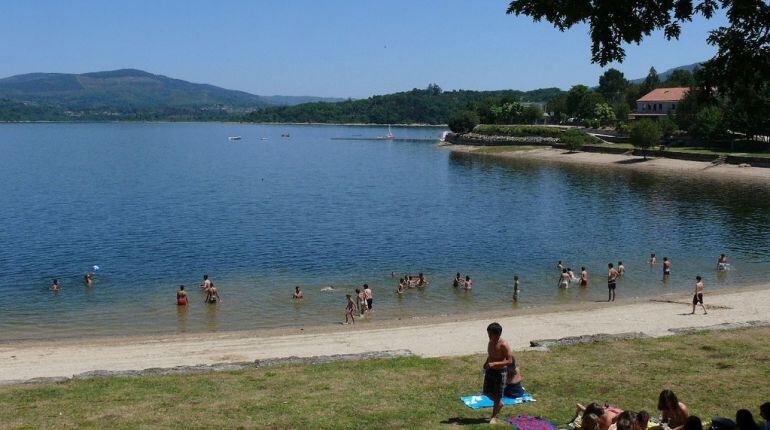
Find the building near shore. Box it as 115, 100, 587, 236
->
631, 87, 689, 119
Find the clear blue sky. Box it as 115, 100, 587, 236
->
0, 0, 728, 98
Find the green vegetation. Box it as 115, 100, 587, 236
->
507, 0, 770, 142
1, 327, 768, 429
475, 124, 564, 138
244, 85, 563, 125
447, 110, 479, 134
630, 119, 663, 158
561, 129, 599, 152
0, 69, 343, 122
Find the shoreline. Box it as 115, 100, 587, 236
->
2, 284, 768, 384
442, 144, 770, 180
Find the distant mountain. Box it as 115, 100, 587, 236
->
244, 86, 565, 125
261, 95, 347, 106
629, 62, 703, 84
0, 69, 340, 121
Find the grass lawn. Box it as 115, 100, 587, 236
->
474, 145, 544, 153
667, 147, 770, 158
1, 327, 768, 429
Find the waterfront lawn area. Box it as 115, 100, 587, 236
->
1, 326, 768, 429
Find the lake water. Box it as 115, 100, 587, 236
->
1, 123, 769, 341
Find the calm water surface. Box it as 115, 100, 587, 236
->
1, 123, 769, 341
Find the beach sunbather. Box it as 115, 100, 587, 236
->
575, 402, 623, 430
656, 389, 689, 430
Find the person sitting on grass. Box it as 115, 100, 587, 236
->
683, 416, 703, 430
577, 402, 623, 430
736, 409, 759, 430
616, 411, 637, 430
656, 389, 689, 430
503, 358, 525, 399
760, 402, 770, 430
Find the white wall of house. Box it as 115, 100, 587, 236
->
636, 101, 678, 115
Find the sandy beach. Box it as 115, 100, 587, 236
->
443, 144, 770, 181
2, 286, 768, 385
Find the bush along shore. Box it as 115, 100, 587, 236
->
445, 126, 770, 168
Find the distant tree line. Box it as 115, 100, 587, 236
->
243, 85, 564, 125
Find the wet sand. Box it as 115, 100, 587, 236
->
1, 285, 768, 385
443, 145, 770, 181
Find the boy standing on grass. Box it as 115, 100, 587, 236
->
691, 276, 707, 315
483, 322, 513, 425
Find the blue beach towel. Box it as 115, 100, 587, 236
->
460, 392, 536, 409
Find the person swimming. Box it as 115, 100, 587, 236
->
513, 276, 520, 302
292, 286, 304, 299
649, 253, 657, 265
557, 260, 564, 270
321, 286, 335, 292
396, 278, 405, 294
177, 285, 188, 306
453, 272, 462, 288
663, 257, 671, 278
200, 274, 212, 291
205, 282, 220, 303
49, 279, 60, 292
84, 272, 93, 287
464, 275, 473, 290
417, 272, 428, 287
567, 267, 576, 282
717, 254, 729, 271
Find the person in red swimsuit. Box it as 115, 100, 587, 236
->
177, 285, 188, 306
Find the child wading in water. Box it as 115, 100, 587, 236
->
345, 294, 356, 324
513, 276, 520, 302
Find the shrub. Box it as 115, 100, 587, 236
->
658, 115, 679, 139
560, 129, 597, 152
474, 124, 563, 138
447, 110, 479, 134
594, 102, 616, 127
630, 119, 662, 158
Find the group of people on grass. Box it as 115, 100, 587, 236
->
570, 394, 768, 430
483, 322, 768, 428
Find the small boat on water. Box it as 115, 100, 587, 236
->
228, 136, 242, 141
376, 125, 395, 140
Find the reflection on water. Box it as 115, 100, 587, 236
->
177, 305, 188, 333
0, 123, 768, 341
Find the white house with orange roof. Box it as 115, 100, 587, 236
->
632, 87, 689, 119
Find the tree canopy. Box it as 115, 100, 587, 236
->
508, 0, 769, 138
